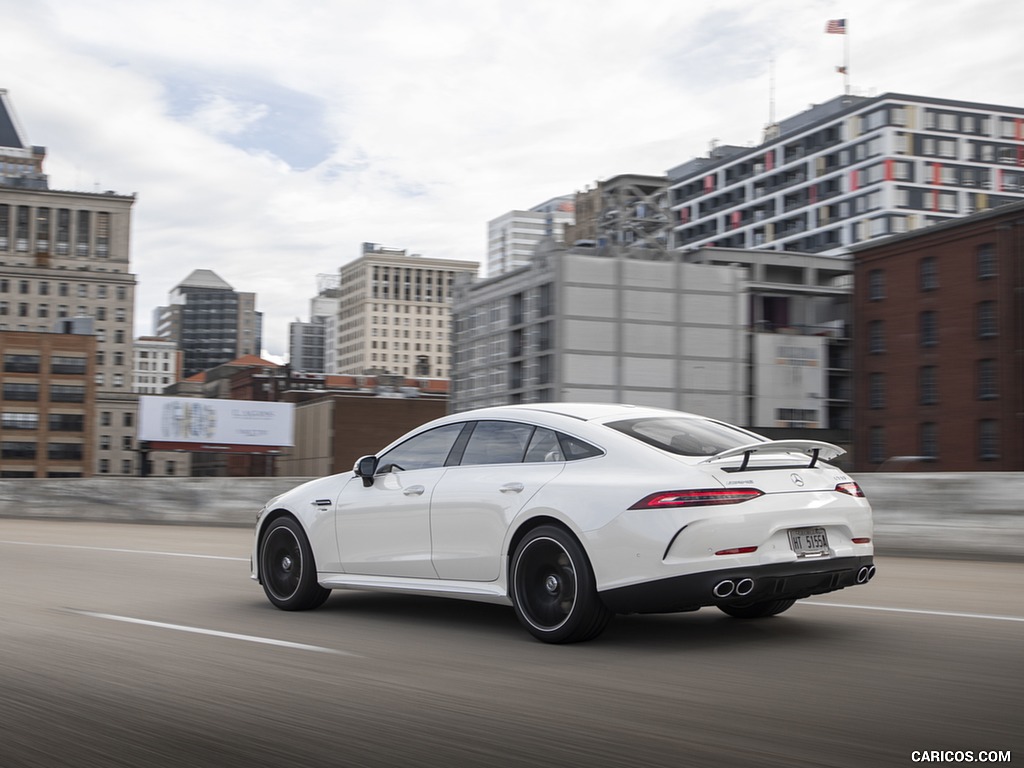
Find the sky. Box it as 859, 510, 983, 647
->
2, 0, 1022, 359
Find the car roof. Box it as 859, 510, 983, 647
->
456, 402, 704, 424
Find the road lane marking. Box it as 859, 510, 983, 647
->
802, 601, 1024, 623
0, 540, 247, 562
67, 610, 358, 655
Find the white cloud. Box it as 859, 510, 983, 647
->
1, 0, 1022, 357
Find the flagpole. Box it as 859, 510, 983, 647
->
844, 19, 851, 95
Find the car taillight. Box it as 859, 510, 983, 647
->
835, 482, 865, 497
715, 546, 758, 556
629, 488, 764, 509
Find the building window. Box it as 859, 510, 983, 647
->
869, 373, 885, 409
1, 412, 38, 430
919, 311, 938, 347
48, 443, 83, 461
919, 365, 938, 405
100, 435, 110, 450
977, 301, 997, 338
978, 420, 999, 461
869, 427, 886, 465
2, 383, 39, 401
122, 459, 133, 475
919, 257, 938, 291
920, 422, 938, 460
99, 459, 110, 474
50, 385, 85, 403
977, 243, 997, 279
3, 354, 40, 373
123, 412, 134, 428
1, 441, 37, 460
977, 359, 997, 400
868, 269, 885, 300
868, 320, 885, 354
100, 411, 112, 427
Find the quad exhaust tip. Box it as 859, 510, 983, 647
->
713, 578, 755, 599
856, 565, 877, 584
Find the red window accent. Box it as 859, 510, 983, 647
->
884, 158, 894, 182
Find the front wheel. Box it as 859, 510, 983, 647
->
259, 516, 330, 611
718, 598, 796, 619
510, 525, 611, 643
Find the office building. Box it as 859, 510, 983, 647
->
1, 88, 141, 476
132, 336, 181, 394
335, 242, 479, 378
669, 93, 1024, 255
851, 199, 1024, 471
290, 275, 341, 373
451, 241, 852, 453
487, 195, 575, 277
153, 269, 263, 378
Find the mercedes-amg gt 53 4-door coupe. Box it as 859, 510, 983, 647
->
253, 403, 875, 643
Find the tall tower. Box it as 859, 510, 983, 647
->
154, 269, 262, 378
0, 88, 138, 476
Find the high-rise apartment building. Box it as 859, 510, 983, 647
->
153, 269, 263, 378
1, 89, 140, 476
487, 195, 575, 277
668, 93, 1024, 255
335, 243, 479, 378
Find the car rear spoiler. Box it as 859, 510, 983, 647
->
699, 440, 845, 471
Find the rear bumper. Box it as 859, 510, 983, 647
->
598, 555, 875, 615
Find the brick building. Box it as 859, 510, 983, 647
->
852, 199, 1024, 470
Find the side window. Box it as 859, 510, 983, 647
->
377, 423, 465, 473
460, 421, 534, 465
559, 434, 603, 460
524, 427, 564, 462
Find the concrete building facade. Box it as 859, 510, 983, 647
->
335, 243, 479, 378
669, 93, 1024, 255
451, 242, 853, 455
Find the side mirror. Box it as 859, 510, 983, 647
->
353, 455, 379, 487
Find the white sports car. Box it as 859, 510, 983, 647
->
252, 403, 875, 643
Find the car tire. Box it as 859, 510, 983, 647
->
259, 516, 331, 611
717, 598, 796, 619
510, 525, 611, 644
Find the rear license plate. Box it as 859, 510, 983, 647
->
788, 527, 830, 557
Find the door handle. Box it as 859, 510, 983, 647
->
500, 482, 525, 493
403, 485, 426, 496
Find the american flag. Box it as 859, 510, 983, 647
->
826, 18, 847, 34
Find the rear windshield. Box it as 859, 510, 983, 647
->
606, 417, 761, 457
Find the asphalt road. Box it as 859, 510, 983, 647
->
0, 519, 1020, 768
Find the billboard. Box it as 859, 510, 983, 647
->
138, 396, 294, 451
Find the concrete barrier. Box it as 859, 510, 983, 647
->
1, 473, 1022, 561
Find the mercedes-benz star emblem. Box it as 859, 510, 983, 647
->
790, 473, 805, 487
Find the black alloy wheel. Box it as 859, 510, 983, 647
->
259, 516, 330, 610
510, 525, 611, 643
